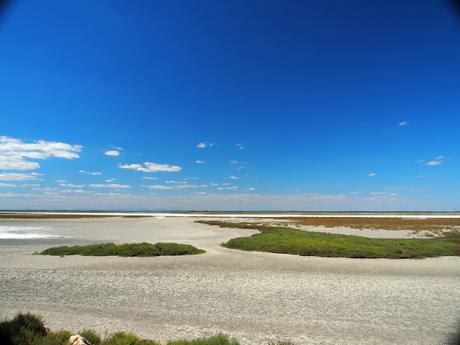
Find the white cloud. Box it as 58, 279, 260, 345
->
367, 172, 377, 177
235, 143, 245, 150
142, 176, 158, 180
144, 185, 174, 190
60, 183, 84, 188
144, 184, 207, 190
60, 189, 88, 194
104, 150, 120, 157
0, 183, 17, 188
229, 175, 239, 180
196, 142, 214, 149
229, 160, 238, 165
426, 156, 444, 166
195, 160, 205, 164
106, 178, 116, 183
248, 187, 256, 191
165, 180, 187, 184
218, 186, 239, 191
0, 136, 82, 170
119, 162, 182, 173
0, 172, 41, 181
398, 121, 410, 127
89, 183, 130, 189
79, 170, 102, 176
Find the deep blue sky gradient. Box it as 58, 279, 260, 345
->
0, 0, 459, 210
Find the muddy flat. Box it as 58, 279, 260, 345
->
1, 216, 459, 345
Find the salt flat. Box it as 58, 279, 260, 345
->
1, 216, 459, 345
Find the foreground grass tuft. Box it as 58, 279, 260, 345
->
167, 333, 239, 345
41, 242, 205, 257
0, 314, 247, 345
197, 221, 460, 259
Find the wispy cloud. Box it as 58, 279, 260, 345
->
398, 121, 410, 127
0, 136, 82, 170
367, 172, 377, 177
60, 183, 84, 188
235, 143, 245, 150
426, 156, 444, 166
79, 170, 102, 176
89, 183, 130, 189
195, 160, 205, 164
0, 172, 41, 181
104, 150, 120, 157
144, 184, 207, 190
142, 176, 158, 180
229, 160, 238, 165
229, 175, 239, 180
218, 186, 239, 191
196, 142, 214, 149
119, 162, 182, 173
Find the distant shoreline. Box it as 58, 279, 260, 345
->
1, 211, 460, 219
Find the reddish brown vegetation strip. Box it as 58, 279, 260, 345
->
284, 217, 460, 231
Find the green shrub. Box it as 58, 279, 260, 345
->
80, 329, 102, 345
102, 332, 144, 345
41, 242, 205, 257
167, 333, 239, 345
39, 331, 72, 345
199, 221, 460, 259
0, 313, 48, 345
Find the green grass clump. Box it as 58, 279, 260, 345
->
80, 329, 102, 345
41, 242, 205, 257
0, 314, 248, 345
167, 333, 239, 345
200, 221, 460, 259
102, 331, 160, 345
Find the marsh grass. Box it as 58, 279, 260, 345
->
285, 217, 460, 232
197, 221, 460, 259
41, 242, 205, 257
0, 314, 252, 345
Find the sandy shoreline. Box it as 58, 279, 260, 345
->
2, 211, 460, 219
1, 217, 460, 345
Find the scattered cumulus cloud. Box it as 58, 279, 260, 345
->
248, 187, 256, 191
195, 160, 205, 164
104, 150, 120, 157
106, 178, 116, 183
398, 121, 410, 127
235, 143, 245, 150
367, 172, 377, 177
79, 170, 101, 176
196, 142, 214, 149
218, 186, 239, 191
229, 175, 239, 180
0, 136, 82, 170
142, 176, 158, 180
89, 183, 130, 189
144, 184, 207, 190
60, 183, 84, 188
426, 156, 444, 166
119, 162, 182, 173
0, 172, 41, 181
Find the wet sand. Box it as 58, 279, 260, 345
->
1, 216, 460, 345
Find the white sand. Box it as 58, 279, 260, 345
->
1, 216, 459, 345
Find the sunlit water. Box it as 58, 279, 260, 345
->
0, 225, 63, 239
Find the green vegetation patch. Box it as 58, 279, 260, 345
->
0, 314, 245, 345
167, 333, 239, 345
41, 242, 205, 257
198, 221, 460, 259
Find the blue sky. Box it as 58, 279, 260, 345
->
0, 0, 459, 211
